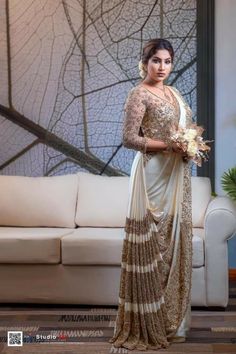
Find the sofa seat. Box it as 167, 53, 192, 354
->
62, 227, 205, 267
62, 228, 125, 265
0, 228, 74, 263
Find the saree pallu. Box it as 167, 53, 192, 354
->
109, 87, 193, 351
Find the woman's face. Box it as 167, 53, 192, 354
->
144, 49, 172, 83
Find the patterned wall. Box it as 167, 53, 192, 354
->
0, 0, 196, 176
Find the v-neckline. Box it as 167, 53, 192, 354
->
138, 84, 181, 123
139, 84, 176, 106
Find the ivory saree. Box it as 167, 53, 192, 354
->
109, 85, 193, 350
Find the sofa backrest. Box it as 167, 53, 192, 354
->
191, 176, 212, 227
0, 174, 78, 227
75, 172, 129, 227
75, 173, 212, 228
0, 173, 212, 229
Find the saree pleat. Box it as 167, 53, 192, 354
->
109, 87, 193, 350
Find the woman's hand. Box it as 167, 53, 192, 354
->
163, 141, 188, 155
173, 142, 191, 162
172, 141, 188, 155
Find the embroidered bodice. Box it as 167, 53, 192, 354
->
122, 84, 193, 153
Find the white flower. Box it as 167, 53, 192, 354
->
138, 60, 143, 71
183, 128, 198, 141
170, 124, 212, 166
138, 60, 146, 79
187, 141, 198, 156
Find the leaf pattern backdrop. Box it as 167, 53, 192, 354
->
0, 0, 196, 176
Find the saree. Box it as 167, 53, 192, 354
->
109, 86, 193, 350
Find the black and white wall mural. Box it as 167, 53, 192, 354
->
0, 0, 196, 176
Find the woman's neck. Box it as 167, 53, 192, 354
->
142, 78, 165, 89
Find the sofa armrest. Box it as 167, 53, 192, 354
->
204, 196, 236, 306
205, 196, 236, 241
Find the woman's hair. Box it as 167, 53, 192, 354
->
141, 38, 174, 64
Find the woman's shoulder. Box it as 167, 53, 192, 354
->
127, 84, 147, 96
167, 85, 188, 103
168, 85, 192, 114
166, 85, 181, 96
125, 84, 148, 103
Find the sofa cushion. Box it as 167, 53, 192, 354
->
0, 174, 78, 227
61, 227, 204, 267
75, 172, 129, 227
61, 227, 125, 265
191, 177, 212, 227
0, 228, 74, 263
192, 228, 205, 267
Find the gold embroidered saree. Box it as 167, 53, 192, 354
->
109, 85, 193, 350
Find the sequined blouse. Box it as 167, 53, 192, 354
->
122, 84, 193, 153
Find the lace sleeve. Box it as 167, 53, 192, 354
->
122, 88, 148, 153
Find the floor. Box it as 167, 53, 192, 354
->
0, 281, 235, 353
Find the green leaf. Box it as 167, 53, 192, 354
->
221, 167, 236, 201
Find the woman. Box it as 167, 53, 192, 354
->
109, 38, 193, 350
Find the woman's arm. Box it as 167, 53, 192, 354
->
122, 88, 148, 152
146, 138, 169, 152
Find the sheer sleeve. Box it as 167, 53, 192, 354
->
122, 88, 148, 153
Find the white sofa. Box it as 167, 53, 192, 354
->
0, 173, 235, 307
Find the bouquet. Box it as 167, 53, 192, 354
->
170, 123, 213, 167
